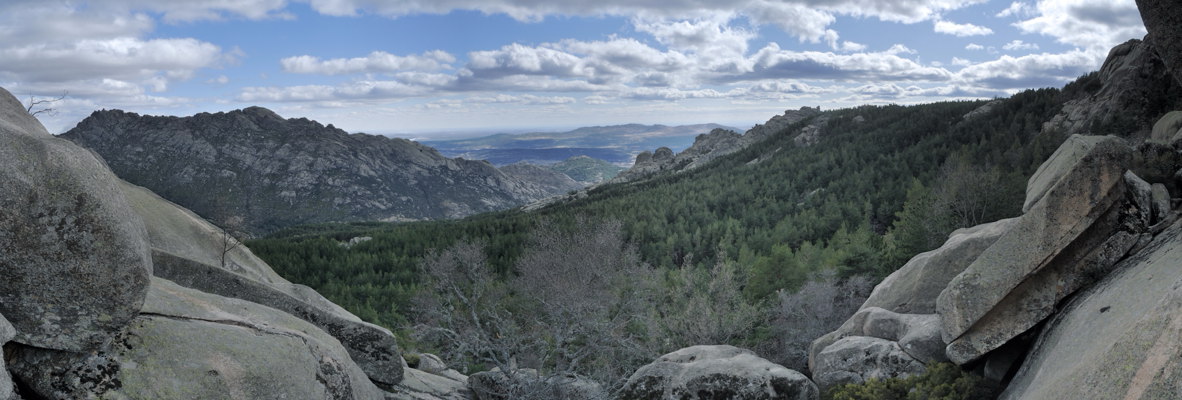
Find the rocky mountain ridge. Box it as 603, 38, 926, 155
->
611, 107, 822, 183
60, 107, 579, 236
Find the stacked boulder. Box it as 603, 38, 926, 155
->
0, 85, 409, 398
810, 130, 1182, 395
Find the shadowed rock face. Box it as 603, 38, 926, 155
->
1042, 39, 1182, 140
60, 107, 574, 236
1138, 0, 1182, 86
0, 87, 152, 352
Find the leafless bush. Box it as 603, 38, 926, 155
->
762, 270, 874, 373
657, 256, 764, 349
413, 219, 659, 398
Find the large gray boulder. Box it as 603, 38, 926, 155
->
620, 345, 817, 400
938, 135, 1135, 364
7, 277, 386, 399
121, 180, 404, 387
0, 87, 152, 352
861, 217, 1017, 314
812, 336, 927, 391
1002, 220, 1182, 399
808, 308, 944, 391
1137, 0, 1182, 86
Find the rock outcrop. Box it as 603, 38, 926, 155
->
60, 107, 581, 236
811, 127, 1181, 390
809, 308, 944, 391
938, 135, 1142, 364
613, 108, 824, 183
0, 85, 407, 398
1001, 219, 1182, 399
745, 107, 822, 143
620, 345, 818, 400
1043, 39, 1182, 140
859, 218, 1017, 314
0, 87, 153, 352
498, 162, 584, 199
121, 179, 405, 387
8, 277, 387, 399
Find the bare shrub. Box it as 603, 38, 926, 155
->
763, 270, 874, 374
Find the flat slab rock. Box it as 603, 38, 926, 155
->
1002, 220, 1182, 399
620, 345, 818, 400
7, 277, 387, 400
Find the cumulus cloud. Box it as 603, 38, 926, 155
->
1014, 0, 1144, 50
282, 51, 455, 75
725, 43, 951, 83
996, 1, 1035, 17
306, 0, 987, 44
965, 43, 985, 51
1, 38, 221, 82
1002, 40, 1040, 51
955, 49, 1097, 89
238, 80, 430, 102
0, 1, 239, 109
934, 20, 995, 36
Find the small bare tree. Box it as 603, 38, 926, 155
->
764, 270, 874, 373
219, 215, 245, 269
413, 220, 659, 399
26, 92, 67, 117
656, 255, 764, 349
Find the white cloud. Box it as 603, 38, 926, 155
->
1002, 40, 1040, 51
305, 0, 988, 44
951, 57, 974, 66
1014, 0, 1145, 51
281, 51, 456, 75
237, 80, 430, 102
838, 41, 868, 52
965, 43, 985, 51
728, 43, 951, 83
956, 49, 1097, 89
0, 1, 237, 107
0, 37, 225, 84
208, 75, 230, 84
934, 19, 994, 36
996, 1, 1035, 17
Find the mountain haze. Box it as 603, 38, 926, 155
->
422, 123, 736, 166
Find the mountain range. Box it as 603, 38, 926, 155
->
60, 107, 583, 236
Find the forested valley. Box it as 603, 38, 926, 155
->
246, 73, 1099, 397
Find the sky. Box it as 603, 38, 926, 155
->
0, 0, 1147, 138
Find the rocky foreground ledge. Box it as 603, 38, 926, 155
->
0, 84, 412, 398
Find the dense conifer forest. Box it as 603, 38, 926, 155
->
248, 81, 1087, 334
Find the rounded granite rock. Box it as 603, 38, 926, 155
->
0, 86, 152, 352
